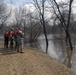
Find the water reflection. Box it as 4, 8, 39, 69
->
38, 34, 76, 72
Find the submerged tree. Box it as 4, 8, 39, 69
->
48, 0, 74, 68
48, 0, 74, 50
33, 0, 49, 53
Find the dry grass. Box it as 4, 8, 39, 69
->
0, 43, 75, 75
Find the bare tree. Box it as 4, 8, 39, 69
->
33, 0, 49, 53
0, 0, 12, 29
48, 0, 74, 50
14, 7, 22, 28
22, 7, 42, 47
28, 14, 42, 47
48, 0, 74, 68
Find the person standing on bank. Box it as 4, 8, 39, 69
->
10, 28, 15, 49
14, 28, 19, 50
16, 28, 24, 53
4, 29, 10, 49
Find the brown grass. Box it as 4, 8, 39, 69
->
0, 43, 75, 75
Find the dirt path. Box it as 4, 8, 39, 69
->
0, 44, 76, 75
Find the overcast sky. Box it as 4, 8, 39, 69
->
5, 0, 33, 7
3, 0, 76, 26
4, 0, 76, 14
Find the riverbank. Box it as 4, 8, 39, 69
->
0, 44, 76, 75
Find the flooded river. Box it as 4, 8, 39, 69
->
38, 34, 76, 73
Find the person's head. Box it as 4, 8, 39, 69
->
15, 28, 19, 34
16, 28, 19, 31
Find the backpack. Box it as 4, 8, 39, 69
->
5, 32, 9, 38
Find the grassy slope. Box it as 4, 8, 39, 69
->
0, 44, 76, 75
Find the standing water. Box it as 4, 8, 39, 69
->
38, 34, 76, 73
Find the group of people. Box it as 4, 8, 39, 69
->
4, 28, 24, 53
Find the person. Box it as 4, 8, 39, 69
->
10, 28, 15, 49
4, 29, 10, 49
16, 28, 24, 53
14, 28, 19, 50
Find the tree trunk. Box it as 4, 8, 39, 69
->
66, 30, 73, 51
42, 21, 48, 53
42, 0, 48, 53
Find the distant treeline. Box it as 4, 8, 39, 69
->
1, 21, 76, 35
